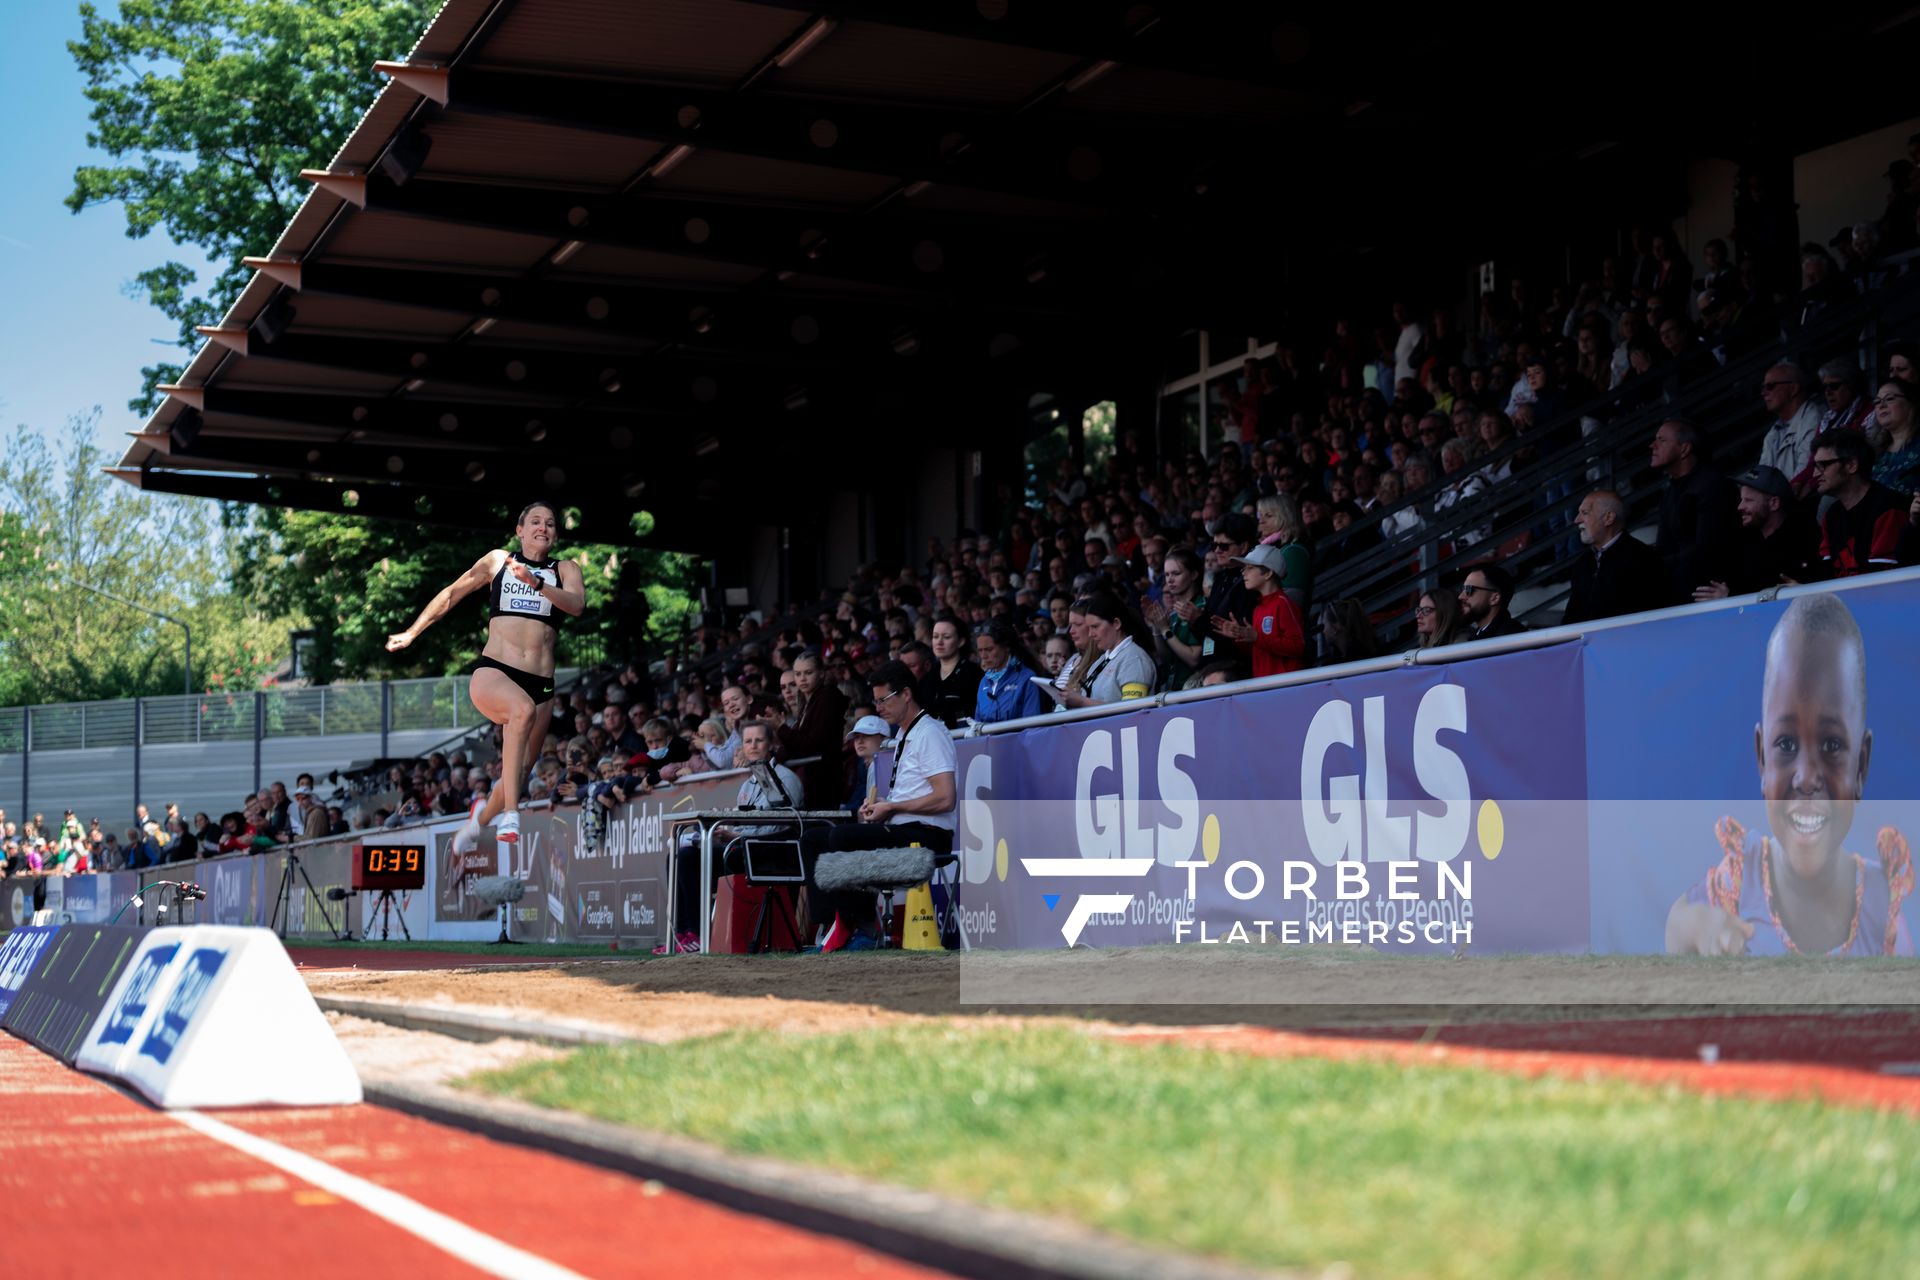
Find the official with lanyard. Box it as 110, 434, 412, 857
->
800, 659, 957, 951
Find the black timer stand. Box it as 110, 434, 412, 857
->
366, 889, 412, 941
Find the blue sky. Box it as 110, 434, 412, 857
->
0, 3, 215, 462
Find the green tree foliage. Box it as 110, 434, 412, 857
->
66, 0, 438, 411
0, 413, 291, 704
237, 509, 703, 684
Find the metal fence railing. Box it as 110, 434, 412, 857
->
0, 670, 578, 756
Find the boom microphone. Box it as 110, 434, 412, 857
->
813, 845, 946, 894
469, 874, 525, 919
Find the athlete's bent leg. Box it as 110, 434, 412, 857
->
468, 668, 536, 829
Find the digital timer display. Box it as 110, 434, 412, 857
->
352, 844, 427, 891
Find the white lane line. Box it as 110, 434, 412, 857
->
172, 1110, 593, 1280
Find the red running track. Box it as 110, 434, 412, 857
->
1117, 1010, 1920, 1113
0, 1035, 945, 1280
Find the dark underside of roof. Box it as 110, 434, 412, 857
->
118, 0, 1920, 549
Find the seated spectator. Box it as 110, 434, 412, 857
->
1692, 465, 1818, 599
1216, 545, 1307, 677
1319, 597, 1382, 664
1564, 490, 1671, 624
1456, 565, 1526, 641
190, 811, 219, 848
1650, 418, 1740, 601
1756, 363, 1822, 495
800, 661, 956, 952
1869, 376, 1920, 494
1411, 589, 1463, 650
1817, 359, 1876, 435
1811, 430, 1913, 578
1056, 593, 1157, 708
1375, 472, 1424, 539
972, 620, 1047, 725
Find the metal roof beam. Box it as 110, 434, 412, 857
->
425, 66, 1192, 214
180, 385, 689, 451
721, 1, 1329, 95
332, 172, 1134, 312
268, 262, 1069, 370
117, 467, 680, 546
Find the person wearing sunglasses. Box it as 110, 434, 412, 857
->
1755, 362, 1822, 496
1197, 511, 1259, 662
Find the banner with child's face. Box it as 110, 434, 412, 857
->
947, 572, 1920, 977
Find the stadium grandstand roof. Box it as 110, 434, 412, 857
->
113, 0, 1920, 548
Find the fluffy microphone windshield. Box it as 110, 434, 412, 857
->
813, 845, 939, 893
469, 874, 525, 918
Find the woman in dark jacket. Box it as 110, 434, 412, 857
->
972, 620, 1046, 725
776, 649, 851, 807
921, 614, 983, 728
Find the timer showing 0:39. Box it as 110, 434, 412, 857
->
353, 844, 428, 891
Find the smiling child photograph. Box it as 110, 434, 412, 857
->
1667, 592, 1915, 955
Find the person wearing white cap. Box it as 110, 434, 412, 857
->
1214, 544, 1307, 679
843, 714, 892, 810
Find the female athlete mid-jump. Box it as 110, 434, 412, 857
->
386, 501, 585, 848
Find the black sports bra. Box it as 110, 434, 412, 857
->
488, 552, 562, 629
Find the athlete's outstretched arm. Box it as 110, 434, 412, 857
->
508, 557, 587, 617
387, 551, 502, 651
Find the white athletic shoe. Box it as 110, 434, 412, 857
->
496, 809, 520, 844
451, 798, 485, 854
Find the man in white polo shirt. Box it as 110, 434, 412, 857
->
802, 659, 956, 952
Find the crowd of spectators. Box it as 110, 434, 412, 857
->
9, 151, 1920, 889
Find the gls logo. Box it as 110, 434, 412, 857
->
1302, 687, 1471, 864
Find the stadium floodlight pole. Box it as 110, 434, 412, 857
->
59, 576, 192, 696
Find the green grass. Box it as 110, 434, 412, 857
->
293, 938, 626, 958
471, 1024, 1920, 1279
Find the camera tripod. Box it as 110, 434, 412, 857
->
270, 851, 347, 941
365, 889, 412, 941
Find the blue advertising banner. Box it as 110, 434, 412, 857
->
1583, 584, 1919, 956
956, 642, 1590, 953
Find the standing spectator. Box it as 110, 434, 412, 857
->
920, 615, 983, 729
842, 715, 892, 811
1868, 376, 1920, 494
1692, 466, 1817, 599
297, 787, 335, 841
1410, 589, 1463, 650
777, 651, 850, 808
1810, 432, 1911, 578
1755, 363, 1822, 494
1391, 301, 1425, 385
1253, 495, 1312, 610
1563, 490, 1671, 624
1142, 547, 1207, 691
972, 620, 1046, 725
1457, 565, 1526, 641
1214, 546, 1307, 677
599, 703, 645, 759
1199, 512, 1259, 657
1650, 418, 1740, 600
709, 685, 749, 769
